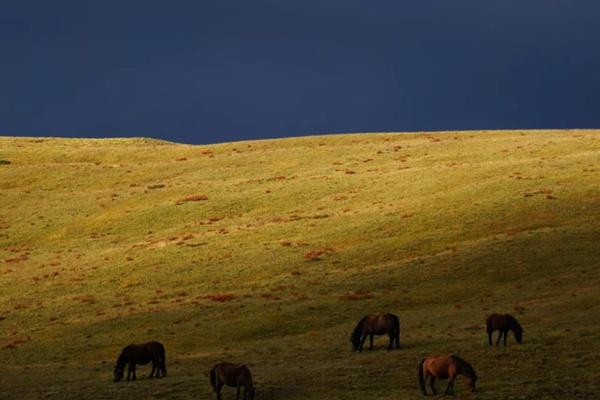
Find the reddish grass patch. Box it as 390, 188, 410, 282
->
341, 289, 374, 301
3, 254, 28, 263
303, 247, 335, 260
177, 194, 208, 204
268, 176, 287, 181
199, 293, 236, 302
73, 295, 95, 304
261, 293, 280, 301
271, 284, 295, 292
524, 188, 554, 197
176, 157, 187, 161
280, 241, 292, 247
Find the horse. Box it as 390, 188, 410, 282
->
113, 341, 167, 382
350, 312, 400, 352
486, 313, 523, 346
419, 355, 477, 395
210, 362, 255, 400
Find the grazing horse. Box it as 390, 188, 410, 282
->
210, 362, 255, 400
113, 341, 166, 382
486, 313, 523, 346
419, 355, 477, 395
350, 312, 400, 352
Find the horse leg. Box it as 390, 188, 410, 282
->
160, 355, 167, 377
369, 333, 374, 350
496, 331, 503, 346
236, 383, 241, 400
504, 330, 508, 346
429, 376, 437, 395
359, 334, 368, 351
421, 371, 429, 396
126, 365, 132, 381
131, 364, 137, 381
148, 360, 158, 378
446, 377, 454, 395
488, 329, 493, 346
215, 382, 223, 400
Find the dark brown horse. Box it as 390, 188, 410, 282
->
350, 312, 400, 352
486, 313, 523, 346
210, 362, 255, 400
419, 355, 477, 395
113, 341, 166, 382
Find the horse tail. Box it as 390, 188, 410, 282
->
394, 315, 401, 346
160, 347, 167, 377
209, 367, 217, 390
418, 358, 427, 395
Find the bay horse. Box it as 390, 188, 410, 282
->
113, 341, 166, 382
486, 313, 523, 346
210, 362, 255, 400
419, 355, 477, 395
350, 312, 400, 352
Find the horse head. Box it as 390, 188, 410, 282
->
466, 372, 477, 392
514, 327, 523, 343
350, 328, 361, 351
113, 365, 124, 382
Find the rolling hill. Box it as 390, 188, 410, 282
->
0, 130, 599, 399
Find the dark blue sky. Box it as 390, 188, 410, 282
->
2, 1, 599, 144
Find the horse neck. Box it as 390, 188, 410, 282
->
353, 319, 364, 335
451, 356, 473, 377
243, 371, 254, 388
116, 351, 129, 367
459, 361, 475, 378
509, 317, 522, 332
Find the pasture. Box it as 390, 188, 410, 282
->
0, 130, 599, 399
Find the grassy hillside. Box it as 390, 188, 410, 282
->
0, 130, 599, 399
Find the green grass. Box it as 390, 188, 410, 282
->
0, 130, 599, 399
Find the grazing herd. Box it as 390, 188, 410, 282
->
113, 312, 523, 398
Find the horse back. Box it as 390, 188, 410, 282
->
214, 363, 252, 387
143, 341, 165, 356
486, 314, 512, 330
121, 342, 163, 364
365, 313, 398, 334
423, 356, 452, 379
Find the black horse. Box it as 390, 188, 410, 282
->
486, 313, 523, 346
210, 362, 255, 400
350, 313, 400, 351
113, 341, 167, 382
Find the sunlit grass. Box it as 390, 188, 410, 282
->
0, 130, 599, 399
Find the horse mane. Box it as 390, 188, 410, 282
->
241, 365, 254, 386
450, 355, 476, 378
351, 318, 364, 340
116, 347, 129, 368
209, 367, 216, 389
509, 316, 523, 332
